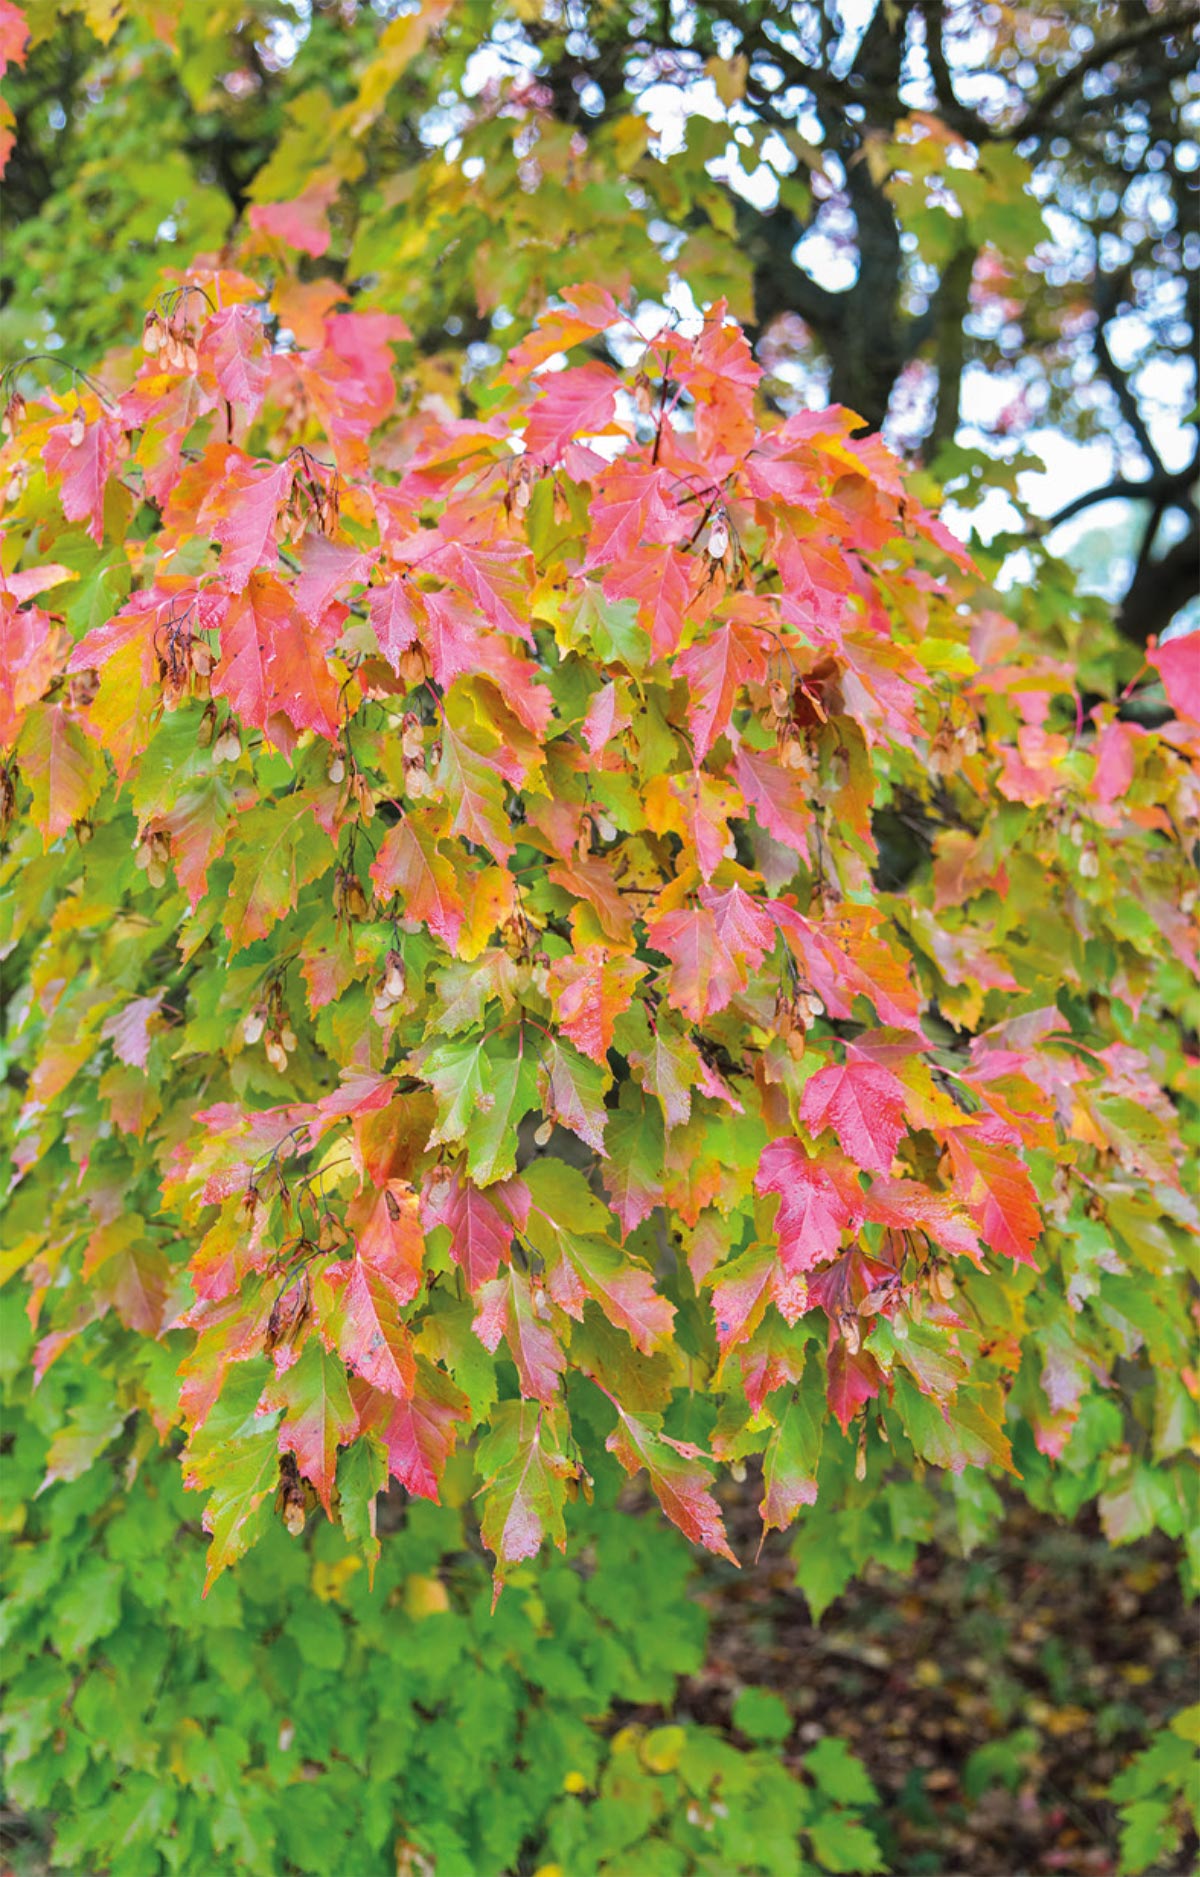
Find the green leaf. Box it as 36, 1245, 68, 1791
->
804, 1736, 879, 1807
732, 1686, 791, 1745
337, 1432, 387, 1585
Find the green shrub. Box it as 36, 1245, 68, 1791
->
1, 1401, 882, 1877
1108, 1705, 1200, 1876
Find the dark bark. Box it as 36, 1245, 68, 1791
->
1116, 517, 1200, 648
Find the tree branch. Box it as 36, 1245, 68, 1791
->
1043, 461, 1198, 532
1015, 4, 1200, 140
1092, 270, 1168, 480
926, 243, 977, 455
917, 0, 993, 144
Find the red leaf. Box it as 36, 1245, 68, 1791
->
581, 680, 630, 755
603, 547, 691, 660
734, 744, 814, 854
548, 1234, 676, 1355
199, 456, 292, 592
430, 538, 533, 643
352, 1361, 469, 1501
249, 181, 338, 257
677, 620, 767, 761
606, 1408, 736, 1563
648, 885, 773, 1024
472, 1267, 564, 1404
1149, 632, 1200, 724
422, 1164, 516, 1291
705, 882, 777, 966
367, 577, 422, 669
294, 535, 374, 624
524, 361, 621, 463
370, 814, 464, 951
944, 1123, 1042, 1266
0, 1, 30, 75
348, 1177, 425, 1305
548, 946, 644, 1064
585, 462, 689, 568
825, 1339, 881, 1432
199, 304, 270, 417
44, 415, 123, 544
261, 1339, 357, 1517
0, 598, 62, 745
325, 1250, 416, 1401
504, 283, 622, 375
756, 1139, 855, 1273
800, 1056, 908, 1175
860, 1178, 981, 1261
214, 569, 341, 746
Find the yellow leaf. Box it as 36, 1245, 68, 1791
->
707, 55, 748, 107
312, 1556, 363, 1603
459, 865, 515, 960
403, 1572, 450, 1619
641, 1724, 687, 1772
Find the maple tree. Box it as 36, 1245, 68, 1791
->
1, 196, 1197, 1615
2, 9, 1198, 1874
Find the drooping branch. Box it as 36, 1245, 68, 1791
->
1043, 460, 1199, 533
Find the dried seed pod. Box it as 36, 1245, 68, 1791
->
383, 950, 406, 1000
398, 643, 428, 686
780, 729, 807, 772
930, 1264, 955, 1303
265, 1279, 310, 1355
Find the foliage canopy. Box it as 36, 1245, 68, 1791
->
2, 252, 1198, 1602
